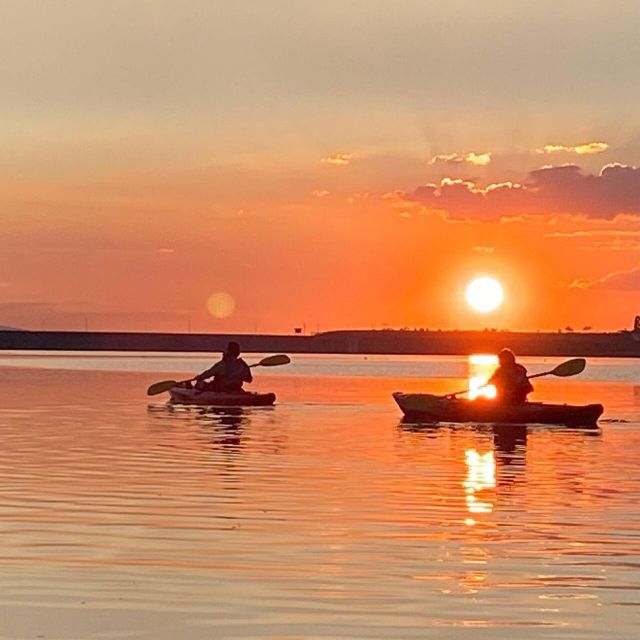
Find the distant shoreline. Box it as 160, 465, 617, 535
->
1, 328, 640, 358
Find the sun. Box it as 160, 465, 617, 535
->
466, 276, 504, 313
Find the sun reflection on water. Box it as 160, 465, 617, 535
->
464, 449, 496, 524
468, 354, 498, 399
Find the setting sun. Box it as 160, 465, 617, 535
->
466, 277, 504, 313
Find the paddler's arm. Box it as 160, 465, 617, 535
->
222, 360, 253, 386
219, 360, 253, 387
194, 360, 225, 382
240, 360, 252, 383
517, 366, 534, 392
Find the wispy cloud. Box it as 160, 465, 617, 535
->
212, 208, 258, 220
429, 151, 492, 166
536, 142, 608, 155
347, 192, 370, 204
545, 229, 640, 251
0, 301, 54, 310
570, 267, 640, 291
546, 230, 640, 239
473, 246, 495, 254
322, 153, 354, 166
311, 189, 330, 198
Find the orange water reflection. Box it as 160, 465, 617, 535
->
1, 360, 638, 638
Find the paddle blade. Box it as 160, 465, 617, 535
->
146, 380, 178, 396
550, 358, 586, 377
254, 354, 291, 367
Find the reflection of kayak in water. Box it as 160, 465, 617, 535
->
169, 387, 276, 407
393, 392, 603, 427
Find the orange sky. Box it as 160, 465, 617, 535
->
1, 2, 640, 333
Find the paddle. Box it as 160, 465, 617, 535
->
527, 357, 585, 379
146, 353, 291, 396
445, 357, 586, 399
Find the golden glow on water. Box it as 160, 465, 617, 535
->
468, 354, 498, 365
468, 354, 498, 399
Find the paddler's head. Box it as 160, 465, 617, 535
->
224, 341, 241, 359
497, 348, 516, 366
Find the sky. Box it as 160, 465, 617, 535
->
1, 0, 640, 333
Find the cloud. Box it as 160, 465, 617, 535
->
212, 208, 258, 220
536, 142, 608, 155
411, 163, 640, 219
587, 238, 640, 251
465, 152, 492, 166
545, 229, 640, 251
347, 192, 370, 204
570, 267, 640, 291
546, 230, 640, 238
0, 301, 54, 310
429, 151, 492, 166
322, 153, 354, 166
473, 246, 495, 254
311, 189, 330, 197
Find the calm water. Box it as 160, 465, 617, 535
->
1, 352, 639, 639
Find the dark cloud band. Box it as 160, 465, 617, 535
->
412, 163, 640, 220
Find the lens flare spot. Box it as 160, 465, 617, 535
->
207, 292, 235, 319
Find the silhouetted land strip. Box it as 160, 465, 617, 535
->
1, 329, 640, 357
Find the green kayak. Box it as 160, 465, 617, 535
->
393, 392, 603, 427
169, 387, 276, 407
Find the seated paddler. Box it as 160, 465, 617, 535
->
488, 348, 533, 404
188, 341, 253, 393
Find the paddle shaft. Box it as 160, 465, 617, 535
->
146, 354, 290, 395
446, 358, 585, 399
527, 370, 554, 380
450, 369, 546, 397
191, 360, 273, 388
192, 357, 279, 380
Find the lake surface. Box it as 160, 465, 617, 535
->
1, 352, 639, 639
